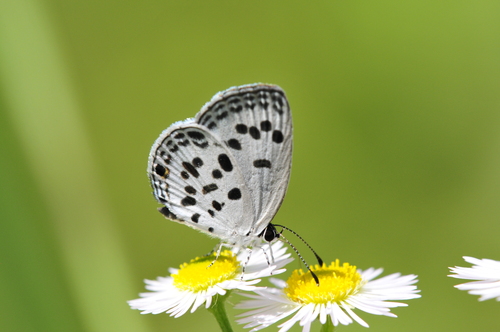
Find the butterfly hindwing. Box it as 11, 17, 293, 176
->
148, 123, 254, 242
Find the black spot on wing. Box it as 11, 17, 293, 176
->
228, 98, 243, 113
258, 91, 269, 110
212, 200, 222, 211
246, 103, 255, 110
235, 124, 248, 134
160, 152, 172, 164
158, 206, 178, 220
218, 154, 233, 172
182, 162, 200, 178
253, 159, 271, 168
249, 126, 260, 140
212, 169, 223, 179
228, 188, 242, 200
216, 111, 228, 120
200, 115, 212, 126
228, 97, 241, 104
243, 93, 254, 101
202, 183, 218, 194
226, 139, 241, 150
188, 130, 209, 149
154, 164, 167, 177
272, 130, 284, 144
181, 196, 196, 206
192, 157, 203, 167
181, 171, 189, 179
191, 213, 200, 223
260, 120, 272, 131
230, 104, 243, 113
185, 186, 197, 195
187, 131, 205, 140
243, 93, 256, 109
272, 93, 285, 114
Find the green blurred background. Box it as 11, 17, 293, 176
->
1, 1, 500, 331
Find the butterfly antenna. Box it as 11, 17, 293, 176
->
277, 232, 320, 285
273, 223, 324, 266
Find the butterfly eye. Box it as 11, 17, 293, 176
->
261, 225, 279, 242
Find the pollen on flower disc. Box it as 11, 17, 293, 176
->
172, 251, 240, 292
284, 260, 363, 304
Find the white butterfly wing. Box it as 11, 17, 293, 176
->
195, 84, 292, 236
148, 123, 254, 243
148, 83, 292, 244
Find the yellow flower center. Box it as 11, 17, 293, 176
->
172, 250, 240, 292
284, 260, 363, 304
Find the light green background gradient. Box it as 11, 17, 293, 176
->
1, 1, 500, 331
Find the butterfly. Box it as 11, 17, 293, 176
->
148, 84, 323, 280
148, 83, 292, 247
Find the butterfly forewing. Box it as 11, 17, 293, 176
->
196, 84, 292, 234
148, 83, 292, 245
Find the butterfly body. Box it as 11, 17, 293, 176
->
148, 84, 292, 248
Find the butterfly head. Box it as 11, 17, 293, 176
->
259, 223, 280, 242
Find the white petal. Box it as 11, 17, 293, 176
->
449, 256, 500, 301
358, 267, 384, 281
277, 305, 313, 332
346, 297, 394, 316
342, 304, 369, 327
269, 277, 288, 288
319, 303, 327, 324
205, 293, 212, 309
299, 303, 319, 326
330, 302, 353, 326
302, 321, 312, 332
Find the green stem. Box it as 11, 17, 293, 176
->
320, 316, 335, 332
207, 293, 233, 332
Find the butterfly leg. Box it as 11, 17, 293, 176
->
240, 247, 253, 280
206, 242, 224, 268
260, 248, 273, 276
259, 244, 273, 266
204, 246, 216, 256
264, 242, 276, 265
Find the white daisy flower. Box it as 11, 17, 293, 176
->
236, 259, 421, 331
449, 256, 500, 301
128, 241, 292, 317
